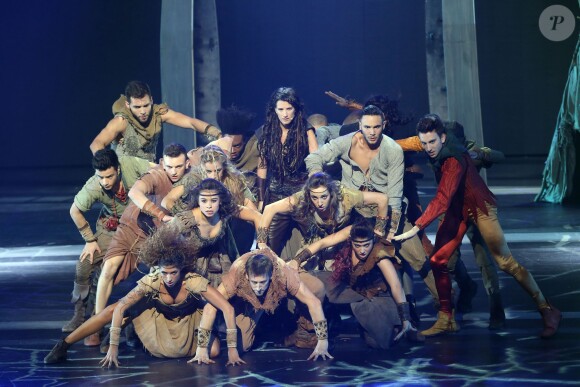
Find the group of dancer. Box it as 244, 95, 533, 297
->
44, 81, 561, 368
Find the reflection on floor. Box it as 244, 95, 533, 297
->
0, 184, 579, 386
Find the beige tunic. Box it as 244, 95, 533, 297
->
132, 271, 209, 358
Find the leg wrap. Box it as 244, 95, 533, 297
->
74, 257, 94, 286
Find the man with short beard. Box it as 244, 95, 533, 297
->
62, 149, 152, 345
90, 81, 221, 162
94, 143, 191, 317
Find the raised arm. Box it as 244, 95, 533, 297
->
100, 285, 146, 367
162, 109, 221, 139
90, 116, 127, 154
293, 281, 333, 361
324, 91, 363, 111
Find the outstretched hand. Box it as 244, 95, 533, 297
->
307, 340, 334, 361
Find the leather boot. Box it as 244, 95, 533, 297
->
421, 311, 460, 337
44, 339, 70, 364
488, 292, 506, 330
539, 303, 562, 339
62, 300, 86, 333
62, 283, 90, 333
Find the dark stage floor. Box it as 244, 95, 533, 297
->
1, 171, 579, 386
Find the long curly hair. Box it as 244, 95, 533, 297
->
186, 178, 239, 219
138, 223, 188, 269
293, 172, 342, 226
331, 220, 375, 283
194, 145, 252, 206
257, 87, 310, 180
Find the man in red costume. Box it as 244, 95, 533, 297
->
393, 114, 561, 338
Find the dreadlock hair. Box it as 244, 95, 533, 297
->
193, 145, 251, 207
138, 223, 187, 269
186, 178, 238, 219
331, 219, 375, 283
216, 105, 256, 141
257, 87, 310, 180
293, 172, 343, 226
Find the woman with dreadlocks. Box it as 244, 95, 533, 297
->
256, 87, 318, 260
44, 224, 244, 367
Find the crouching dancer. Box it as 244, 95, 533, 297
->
189, 249, 333, 364
44, 225, 243, 367
296, 220, 422, 348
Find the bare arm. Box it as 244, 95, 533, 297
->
256, 158, 267, 211
376, 259, 416, 339
70, 203, 101, 264
293, 281, 333, 361
190, 284, 237, 365
161, 185, 185, 211
100, 286, 145, 367
128, 179, 152, 210
200, 285, 244, 366
307, 129, 318, 153
163, 109, 221, 139
129, 178, 172, 223
236, 206, 263, 231
361, 191, 389, 237
90, 116, 127, 154
324, 91, 363, 111
303, 226, 352, 256
361, 191, 388, 218
376, 259, 405, 304
258, 197, 295, 243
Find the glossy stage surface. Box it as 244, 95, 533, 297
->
0, 175, 579, 386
